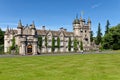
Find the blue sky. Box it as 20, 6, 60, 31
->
0, 0, 120, 36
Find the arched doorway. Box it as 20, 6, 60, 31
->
27, 45, 32, 55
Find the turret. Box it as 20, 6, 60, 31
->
73, 15, 80, 36
87, 18, 91, 28
31, 21, 36, 35
9, 28, 14, 40
5, 26, 9, 35
31, 21, 35, 29
4, 26, 9, 53
17, 20, 23, 35
10, 28, 14, 35
79, 17, 83, 27
87, 18, 91, 33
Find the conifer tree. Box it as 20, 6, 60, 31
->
57, 37, 60, 51
9, 37, 15, 54
80, 41, 83, 50
45, 36, 48, 53
95, 23, 102, 45
90, 31, 93, 42
52, 37, 55, 52
73, 38, 78, 52
45, 36, 47, 48
11, 37, 15, 50
68, 37, 71, 51
0, 28, 4, 45
105, 20, 110, 35
38, 36, 42, 51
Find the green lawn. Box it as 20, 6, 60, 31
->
0, 51, 120, 80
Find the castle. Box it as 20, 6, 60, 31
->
4, 17, 91, 55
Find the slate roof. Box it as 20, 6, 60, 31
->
8, 27, 74, 37
37, 30, 73, 37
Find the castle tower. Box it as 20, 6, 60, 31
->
82, 18, 91, 50
73, 15, 92, 51
73, 16, 80, 36
4, 27, 9, 53
17, 20, 23, 35
9, 28, 14, 46
79, 17, 83, 27
87, 18, 91, 47
87, 18, 91, 29
31, 21, 36, 35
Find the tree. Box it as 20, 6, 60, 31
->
45, 36, 48, 53
80, 41, 83, 50
105, 20, 110, 35
15, 45, 19, 54
52, 37, 55, 52
95, 23, 102, 45
74, 38, 78, 52
0, 45, 4, 54
11, 36, 15, 50
0, 28, 4, 54
45, 36, 47, 48
0, 28, 4, 45
102, 24, 120, 50
9, 36, 15, 54
68, 37, 71, 51
38, 36, 42, 52
90, 31, 93, 42
57, 37, 60, 51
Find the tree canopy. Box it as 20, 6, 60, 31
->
102, 24, 120, 50
95, 23, 102, 45
57, 37, 60, 51
52, 37, 55, 52
38, 36, 42, 50
105, 20, 110, 35
68, 37, 71, 51
80, 41, 83, 50
0, 28, 4, 45
90, 31, 93, 42
74, 38, 78, 52
45, 36, 47, 48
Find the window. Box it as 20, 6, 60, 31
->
80, 29, 83, 33
85, 38, 88, 41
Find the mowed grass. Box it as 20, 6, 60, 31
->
0, 51, 120, 80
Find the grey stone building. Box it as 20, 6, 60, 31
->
4, 17, 91, 55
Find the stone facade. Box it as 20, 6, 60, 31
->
4, 17, 91, 55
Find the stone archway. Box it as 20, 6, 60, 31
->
27, 45, 32, 55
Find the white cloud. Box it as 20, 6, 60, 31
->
91, 3, 102, 9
